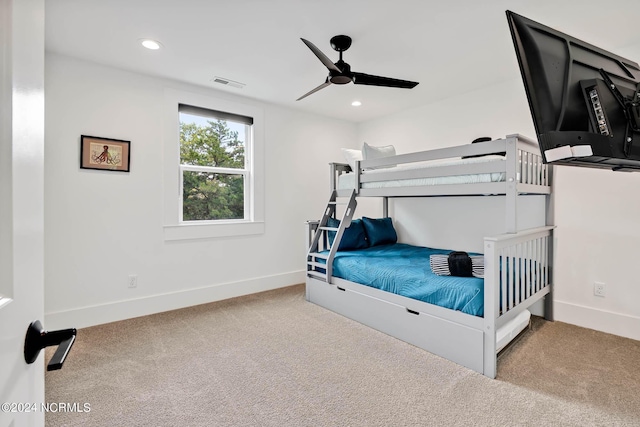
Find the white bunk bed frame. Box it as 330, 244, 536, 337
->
306, 134, 554, 379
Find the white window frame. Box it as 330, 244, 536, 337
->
163, 89, 264, 241
178, 103, 252, 223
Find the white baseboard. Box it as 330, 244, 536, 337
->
45, 270, 305, 330
554, 300, 640, 341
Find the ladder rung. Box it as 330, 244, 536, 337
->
328, 201, 348, 205
319, 226, 339, 231
308, 252, 328, 259
307, 261, 326, 269
307, 270, 327, 279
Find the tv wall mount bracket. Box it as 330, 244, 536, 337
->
599, 69, 640, 157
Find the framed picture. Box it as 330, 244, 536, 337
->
80, 135, 131, 172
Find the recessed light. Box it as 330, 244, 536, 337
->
351, 101, 362, 107
140, 39, 162, 50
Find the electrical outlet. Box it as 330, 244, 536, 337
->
128, 274, 138, 288
594, 281, 605, 297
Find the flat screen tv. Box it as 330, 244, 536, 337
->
507, 10, 640, 171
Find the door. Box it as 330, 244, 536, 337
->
0, 0, 46, 426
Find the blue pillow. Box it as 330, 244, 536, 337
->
361, 217, 397, 246
326, 217, 368, 250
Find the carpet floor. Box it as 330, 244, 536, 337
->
45, 284, 640, 426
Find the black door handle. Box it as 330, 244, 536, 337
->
24, 320, 77, 371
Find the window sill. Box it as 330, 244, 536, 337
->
163, 221, 265, 241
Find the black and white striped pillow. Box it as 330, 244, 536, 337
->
430, 252, 484, 278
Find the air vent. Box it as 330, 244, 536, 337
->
211, 76, 245, 89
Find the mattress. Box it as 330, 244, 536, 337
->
338, 155, 506, 190
319, 243, 486, 316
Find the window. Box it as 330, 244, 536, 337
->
163, 90, 264, 241
178, 104, 252, 222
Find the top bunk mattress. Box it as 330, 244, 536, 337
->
338, 155, 506, 190
321, 243, 485, 317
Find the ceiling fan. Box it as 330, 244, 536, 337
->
297, 35, 419, 101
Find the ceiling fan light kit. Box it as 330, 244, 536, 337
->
297, 35, 419, 101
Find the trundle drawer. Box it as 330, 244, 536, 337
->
308, 279, 484, 373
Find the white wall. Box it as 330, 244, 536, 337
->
46, 51, 640, 341
358, 78, 640, 341
44, 53, 357, 329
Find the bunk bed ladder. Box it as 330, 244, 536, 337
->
307, 189, 357, 283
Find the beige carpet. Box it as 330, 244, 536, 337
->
45, 284, 640, 426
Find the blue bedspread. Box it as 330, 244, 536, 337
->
323, 243, 484, 317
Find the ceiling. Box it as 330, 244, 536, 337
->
45, 0, 640, 123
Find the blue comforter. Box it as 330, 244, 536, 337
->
324, 243, 484, 317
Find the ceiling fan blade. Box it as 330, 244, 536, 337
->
296, 78, 332, 101
300, 38, 342, 73
352, 72, 419, 89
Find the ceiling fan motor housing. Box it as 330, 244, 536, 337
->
330, 61, 352, 84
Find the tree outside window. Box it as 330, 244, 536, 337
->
179, 105, 252, 222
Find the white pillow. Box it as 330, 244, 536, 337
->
362, 142, 396, 169
341, 148, 362, 171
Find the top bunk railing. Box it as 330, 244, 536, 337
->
330, 134, 551, 198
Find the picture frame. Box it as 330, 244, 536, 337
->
80, 135, 131, 172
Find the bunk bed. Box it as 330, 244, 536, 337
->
306, 134, 554, 379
